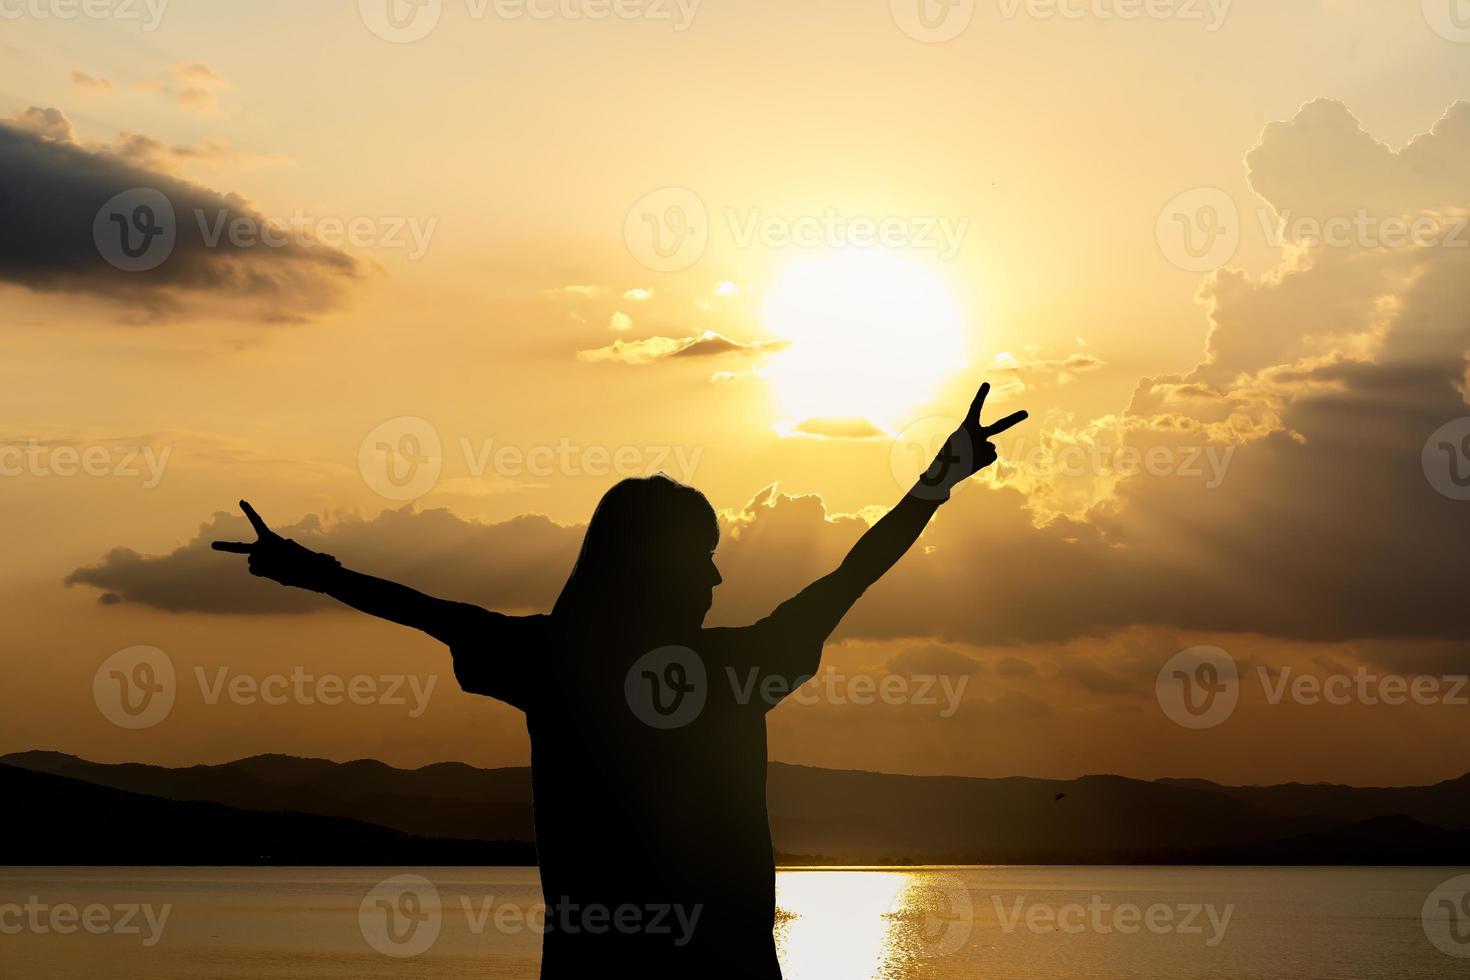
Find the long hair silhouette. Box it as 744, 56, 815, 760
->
553, 475, 721, 639
212, 380, 1027, 979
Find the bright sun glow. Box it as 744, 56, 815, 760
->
761, 250, 969, 435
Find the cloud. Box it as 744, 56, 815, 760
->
67, 506, 582, 615
622, 288, 654, 301
8, 106, 75, 142
108, 132, 287, 175
64, 100, 1470, 663
1092, 99, 1470, 643
608, 311, 632, 332
70, 71, 112, 94
996, 656, 1037, 677
1063, 660, 1141, 696
138, 61, 232, 114
549, 284, 600, 298
1246, 99, 1470, 220
991, 349, 1105, 389
172, 62, 228, 86
577, 330, 787, 366
886, 645, 983, 676
779, 418, 889, 440
0, 109, 360, 322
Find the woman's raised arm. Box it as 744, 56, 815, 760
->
755, 381, 1029, 668
211, 500, 490, 647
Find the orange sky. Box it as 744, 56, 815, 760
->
3, 0, 1470, 785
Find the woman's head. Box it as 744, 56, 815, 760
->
553, 474, 722, 637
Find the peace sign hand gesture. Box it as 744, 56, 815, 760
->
212, 500, 341, 590
916, 381, 1029, 498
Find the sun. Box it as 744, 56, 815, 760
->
760, 250, 969, 435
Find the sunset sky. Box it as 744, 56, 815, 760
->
3, 0, 1470, 786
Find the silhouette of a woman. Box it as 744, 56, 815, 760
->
214, 381, 1026, 978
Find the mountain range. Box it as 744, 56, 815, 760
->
5, 751, 1469, 865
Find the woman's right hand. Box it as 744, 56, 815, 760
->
212, 500, 340, 589
916, 381, 1029, 496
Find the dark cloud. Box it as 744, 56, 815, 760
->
671, 333, 788, 359
64, 101, 1470, 661
0, 109, 359, 322
578, 331, 787, 365
886, 645, 984, 676
996, 656, 1037, 677
1063, 660, 1142, 696
10, 106, 75, 141
67, 506, 581, 614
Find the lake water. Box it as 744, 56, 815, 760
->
0, 866, 1465, 978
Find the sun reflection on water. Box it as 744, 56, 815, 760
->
775, 868, 975, 980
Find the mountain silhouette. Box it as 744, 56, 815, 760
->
2, 749, 533, 842
5, 752, 1468, 865
1156, 773, 1470, 830
0, 762, 534, 865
